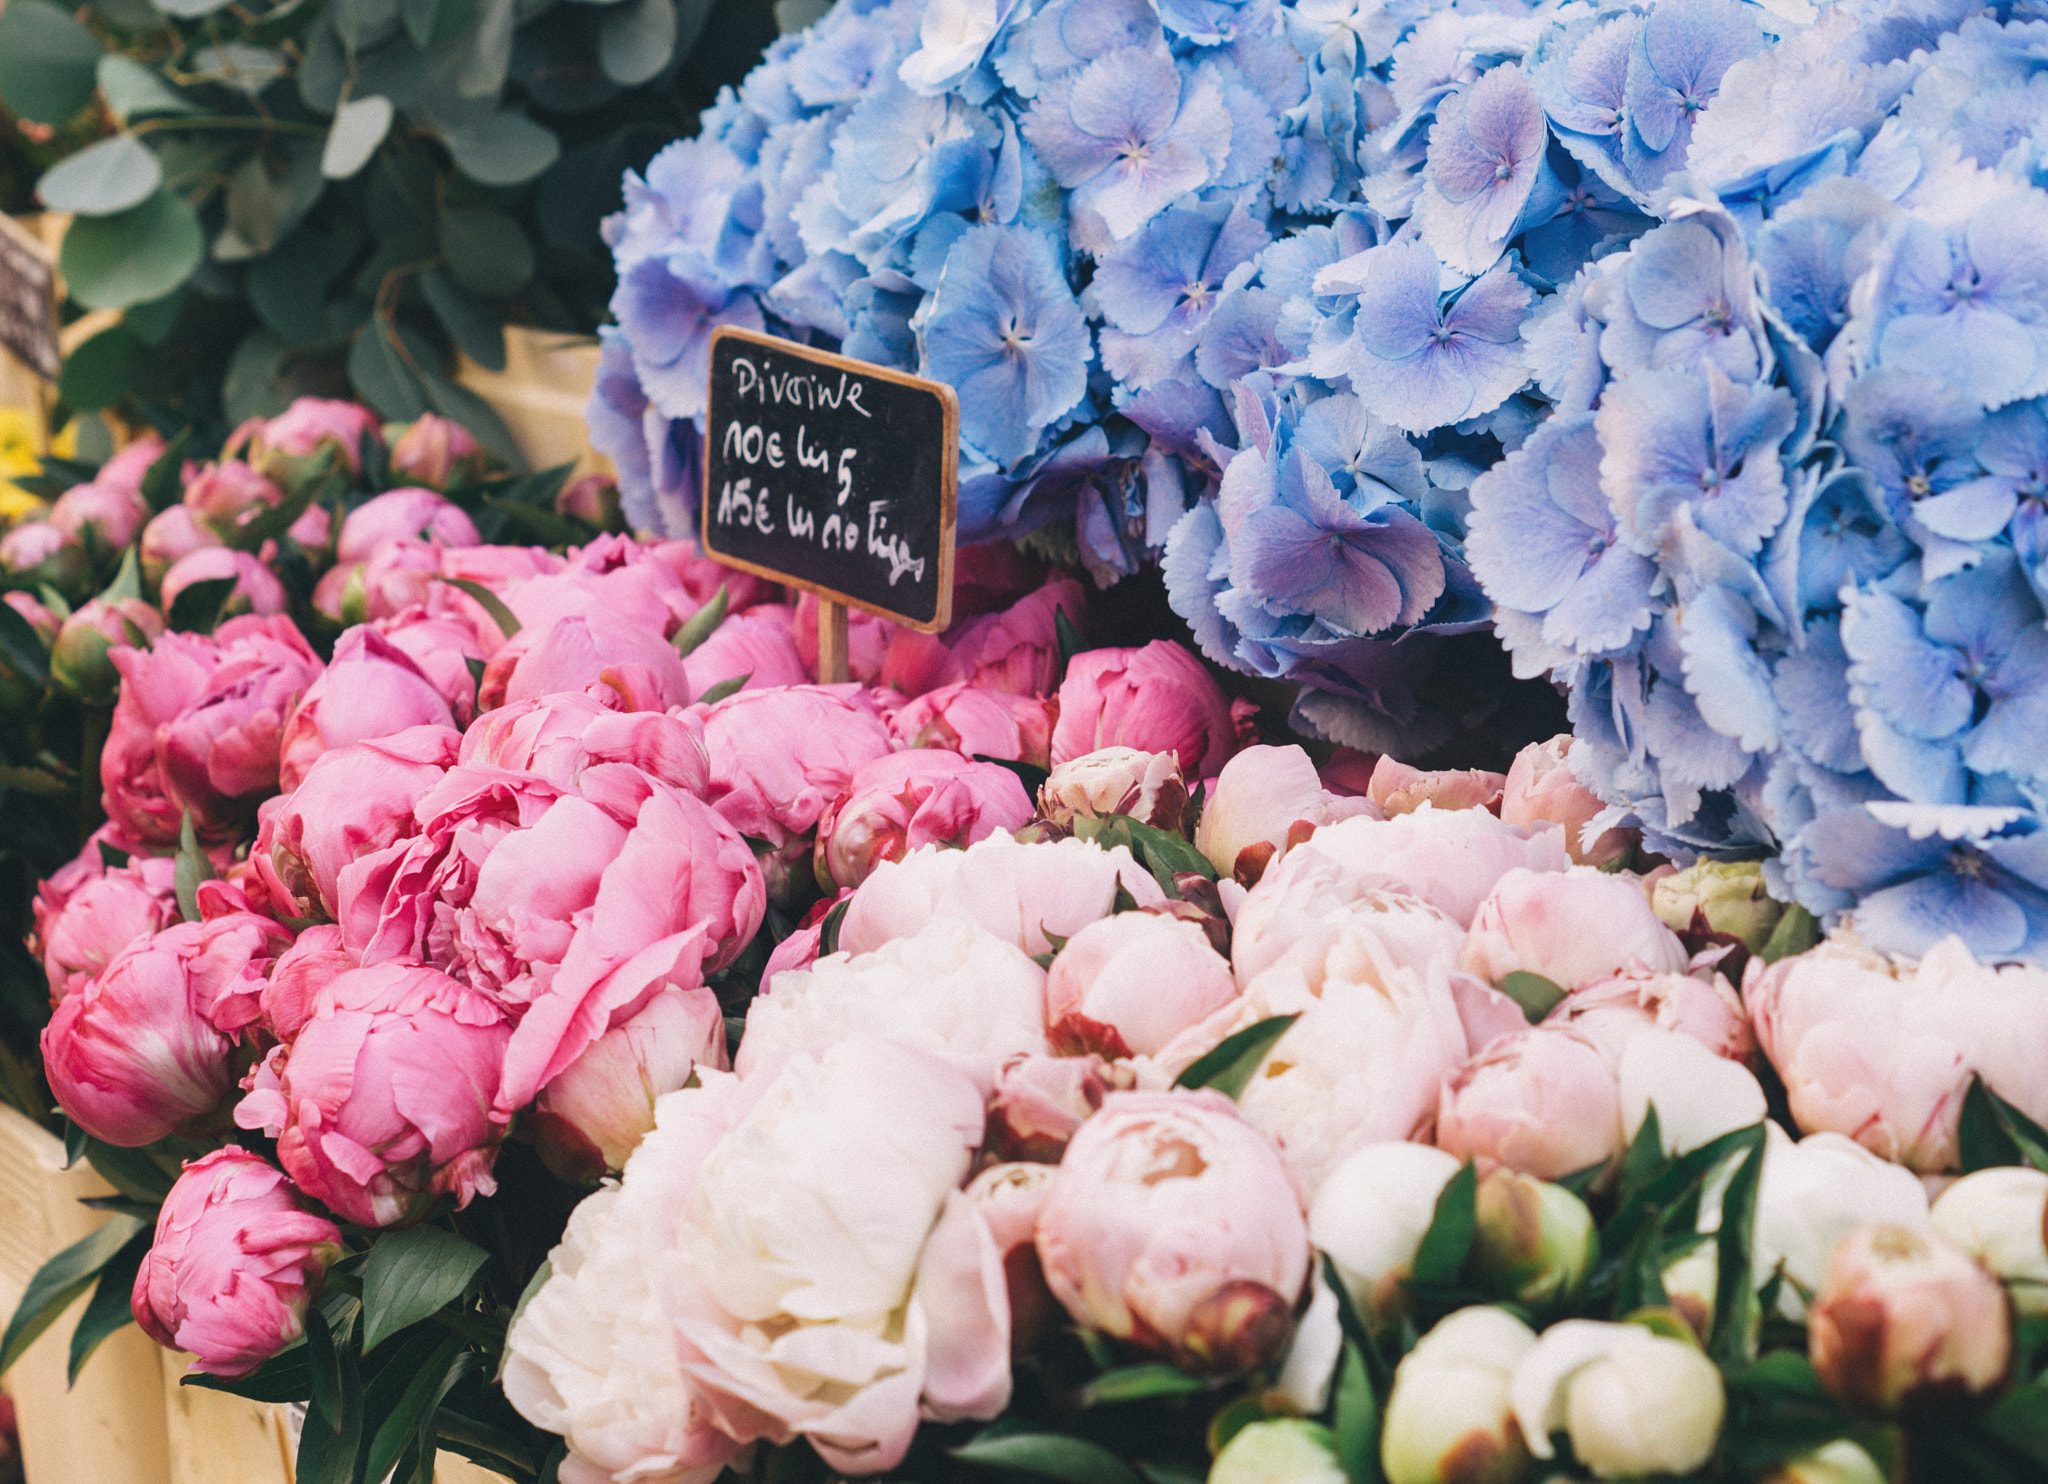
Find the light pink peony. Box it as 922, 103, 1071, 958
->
1226, 848, 1466, 994
1366, 757, 1506, 816
276, 627, 455, 792
815, 750, 1034, 889
529, 987, 728, 1181
235, 962, 512, 1227
1499, 736, 1633, 866
140, 505, 220, 589
260, 924, 355, 1042
1746, 936, 2048, 1172
1046, 911, 1238, 1058
888, 683, 1057, 768
32, 846, 179, 1003
181, 461, 282, 531
679, 608, 808, 697
1037, 747, 1189, 833
44, 914, 290, 1145
1037, 1089, 1309, 1371
1460, 866, 1689, 990
259, 723, 461, 920
1547, 969, 1755, 1066
132, 1148, 343, 1378
335, 486, 480, 564
388, 415, 482, 489
985, 1053, 1120, 1163
160, 546, 287, 618
1194, 744, 1377, 884
1050, 641, 1237, 779
49, 476, 148, 548
1291, 808, 1570, 928
101, 615, 324, 844
695, 686, 896, 848
1436, 1027, 1625, 1181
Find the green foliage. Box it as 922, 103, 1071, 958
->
1172, 1013, 1300, 1099
5, 0, 777, 440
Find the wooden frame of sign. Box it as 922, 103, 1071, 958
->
0, 213, 61, 455
701, 326, 959, 681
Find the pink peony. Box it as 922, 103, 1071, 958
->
241, 398, 382, 473
1547, 969, 1755, 1066
1194, 744, 1377, 884
49, 476, 149, 549
260, 924, 356, 1042
235, 962, 512, 1227
695, 686, 896, 847
181, 461, 282, 531
259, 723, 461, 920
1499, 736, 1634, 866
679, 608, 808, 698
888, 683, 1057, 768
1050, 641, 1237, 780
460, 690, 711, 797
387, 415, 482, 489
487, 609, 693, 712
335, 486, 481, 564
1283, 807, 1570, 929
528, 987, 728, 1181
1046, 911, 1238, 1059
1037, 1089, 1309, 1371
646, 538, 779, 612
986, 1053, 1120, 1163
132, 1148, 343, 1377
140, 505, 220, 589
1436, 1027, 1626, 1181
944, 576, 1086, 697
277, 627, 456, 792
1460, 866, 1690, 990
1366, 757, 1506, 816
97, 432, 167, 493
815, 749, 1034, 889
0, 521, 87, 595
1037, 746, 1190, 833
43, 914, 291, 1145
101, 615, 324, 844
160, 546, 287, 619
50, 597, 164, 704
32, 846, 179, 1004
374, 608, 488, 725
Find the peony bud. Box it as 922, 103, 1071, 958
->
50, 598, 163, 704
1512, 1320, 1725, 1478
1050, 640, 1238, 780
1037, 746, 1190, 832
388, 414, 483, 489
141, 505, 220, 589
1045, 910, 1237, 1058
182, 460, 282, 531
1310, 1142, 1463, 1323
0, 521, 88, 598
1211, 1420, 1348, 1484
1760, 1441, 1889, 1484
1381, 1306, 1536, 1484
1437, 1028, 1625, 1183
1367, 757, 1505, 816
815, 749, 1034, 890
1651, 861, 1783, 952
1931, 1166, 2048, 1317
1498, 737, 1632, 867
1460, 866, 1689, 991
50, 476, 148, 549
556, 474, 622, 528
1469, 1168, 1595, 1309
1194, 744, 1371, 884
1808, 1223, 2013, 1416
161, 546, 287, 618
527, 989, 726, 1182
132, 1148, 343, 1378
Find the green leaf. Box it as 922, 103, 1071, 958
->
1989, 1384, 2048, 1465
433, 107, 562, 187
141, 428, 192, 513
438, 206, 535, 299
0, 0, 101, 125
1409, 1160, 1478, 1289
1054, 604, 1084, 669
1330, 1342, 1380, 1484
124, 291, 183, 347
436, 576, 520, 641
182, 1344, 314, 1403
1963, 1077, 2048, 1173
1078, 1364, 1208, 1407
174, 810, 215, 923
507, 1258, 551, 1335
0, 596, 50, 684
1757, 903, 1820, 964
401, 0, 480, 49
598, 0, 677, 84
1070, 814, 1215, 896
361, 1331, 463, 1484
420, 270, 506, 372
296, 1308, 363, 1484
0, 1215, 148, 1374
359, 1224, 490, 1354
59, 327, 145, 412
1173, 1013, 1300, 1099
97, 56, 199, 124
950, 1431, 1144, 1484
96, 838, 131, 871
671, 583, 729, 657
151, 0, 236, 17
694, 674, 748, 706
819, 896, 850, 957
322, 95, 394, 180
61, 190, 204, 311
1497, 971, 1566, 1024
166, 576, 235, 637
0, 765, 67, 796
67, 1224, 153, 1383
349, 320, 429, 422
38, 135, 164, 217
1710, 1125, 1769, 1369
84, 1137, 177, 1203
1616, 1106, 1665, 1207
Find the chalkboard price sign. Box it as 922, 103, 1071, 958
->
702, 326, 958, 634
0, 215, 59, 382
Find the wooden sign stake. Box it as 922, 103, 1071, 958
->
817, 598, 850, 685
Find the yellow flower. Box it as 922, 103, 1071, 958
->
0, 407, 42, 480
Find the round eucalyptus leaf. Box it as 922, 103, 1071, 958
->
37, 135, 162, 217
438, 206, 535, 297
96, 56, 199, 124
149, 0, 238, 18
322, 95, 394, 179
188, 44, 288, 97
433, 107, 561, 186
0, 0, 102, 125
58, 326, 145, 411
60, 189, 204, 310
598, 0, 676, 84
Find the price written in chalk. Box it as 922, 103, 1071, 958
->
701, 327, 958, 632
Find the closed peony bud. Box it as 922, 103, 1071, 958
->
51, 598, 164, 704
31, 843, 179, 1004
182, 460, 282, 531
1037, 1090, 1308, 1373
1512, 1320, 1725, 1478
1310, 1142, 1463, 1323
1437, 1028, 1625, 1183
141, 505, 219, 589
528, 988, 726, 1182
1460, 866, 1689, 991
132, 1148, 343, 1377
1469, 1169, 1595, 1309
275, 626, 455, 792
1652, 860, 1783, 951
0, 521, 88, 598
1808, 1223, 2013, 1415
815, 749, 1033, 890
1210, 1420, 1348, 1484
50, 476, 148, 549
1194, 744, 1372, 884
556, 474, 621, 527
334, 486, 480, 564
1038, 746, 1189, 832
238, 397, 381, 476
1932, 1166, 2048, 1316
387, 415, 482, 490
1498, 736, 1631, 867
984, 1052, 1116, 1162
889, 682, 1057, 768
1045, 910, 1237, 1058
1381, 1306, 1537, 1484
1050, 640, 1238, 780
1760, 1441, 1889, 1484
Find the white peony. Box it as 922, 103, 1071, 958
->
1298, 806, 1568, 928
